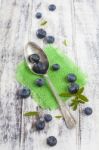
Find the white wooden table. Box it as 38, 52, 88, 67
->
0, 0, 99, 150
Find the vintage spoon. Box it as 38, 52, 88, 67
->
24, 42, 76, 129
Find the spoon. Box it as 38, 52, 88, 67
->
24, 42, 76, 129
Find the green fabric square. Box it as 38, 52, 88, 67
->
16, 45, 87, 110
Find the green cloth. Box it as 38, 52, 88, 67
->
16, 45, 87, 110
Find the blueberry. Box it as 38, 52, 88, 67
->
28, 54, 40, 63
48, 4, 56, 11
33, 62, 47, 74
84, 107, 93, 115
36, 29, 46, 39
44, 114, 52, 122
45, 36, 55, 44
52, 64, 60, 71
67, 73, 77, 82
68, 83, 79, 94
17, 87, 31, 98
35, 78, 45, 87
35, 120, 45, 130
35, 12, 42, 19
47, 136, 57, 146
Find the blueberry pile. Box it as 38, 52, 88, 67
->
35, 4, 56, 44
28, 53, 48, 74
35, 114, 57, 146
66, 73, 79, 94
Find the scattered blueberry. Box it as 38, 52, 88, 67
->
47, 136, 57, 146
35, 120, 45, 130
35, 12, 42, 19
44, 114, 52, 122
67, 73, 77, 83
48, 4, 56, 11
68, 83, 79, 94
35, 78, 45, 87
84, 107, 93, 115
36, 29, 47, 39
52, 64, 60, 71
44, 36, 55, 44
28, 54, 40, 63
17, 87, 31, 98
33, 62, 47, 74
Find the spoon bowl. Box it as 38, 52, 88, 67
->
24, 42, 49, 75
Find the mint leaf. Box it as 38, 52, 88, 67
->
40, 20, 47, 26
79, 95, 88, 102
77, 87, 84, 95
55, 115, 63, 119
60, 92, 72, 97
24, 111, 39, 117
63, 40, 67, 46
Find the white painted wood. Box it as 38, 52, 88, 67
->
0, 0, 99, 150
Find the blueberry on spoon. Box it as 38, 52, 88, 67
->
33, 62, 47, 74
28, 54, 40, 63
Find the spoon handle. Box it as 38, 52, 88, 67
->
44, 74, 76, 129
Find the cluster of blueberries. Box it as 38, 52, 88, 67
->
36, 114, 57, 146
35, 4, 56, 44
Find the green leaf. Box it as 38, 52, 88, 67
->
78, 99, 85, 104
77, 87, 84, 95
59, 92, 72, 97
55, 115, 63, 119
24, 111, 39, 117
73, 104, 78, 111
63, 40, 67, 46
40, 20, 47, 26
79, 95, 88, 102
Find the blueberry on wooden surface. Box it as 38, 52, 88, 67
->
17, 87, 31, 98
35, 120, 45, 130
48, 4, 56, 11
47, 136, 57, 146
28, 54, 40, 63
68, 83, 79, 94
52, 64, 60, 71
35, 78, 45, 87
36, 29, 46, 39
66, 73, 77, 82
44, 114, 52, 122
45, 36, 55, 44
84, 107, 93, 115
35, 12, 42, 19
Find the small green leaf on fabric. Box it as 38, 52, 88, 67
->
24, 111, 39, 117
40, 20, 47, 26
55, 115, 63, 119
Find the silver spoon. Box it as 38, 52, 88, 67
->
24, 42, 76, 129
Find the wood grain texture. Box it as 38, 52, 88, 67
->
0, 0, 99, 150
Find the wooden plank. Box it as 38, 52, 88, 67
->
73, 0, 99, 150
0, 0, 99, 150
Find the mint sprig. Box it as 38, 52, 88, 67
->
60, 87, 88, 111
